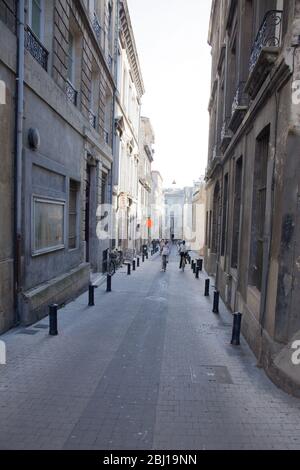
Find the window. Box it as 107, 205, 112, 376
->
249, 127, 270, 290
108, 1, 113, 47
101, 172, 108, 205
0, 0, 17, 33
68, 180, 79, 249
33, 197, 65, 255
29, 0, 43, 39
212, 182, 221, 253
208, 210, 212, 249
231, 157, 243, 268
205, 211, 209, 246
67, 31, 75, 83
221, 173, 229, 256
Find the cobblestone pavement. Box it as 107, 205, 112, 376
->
0, 247, 300, 450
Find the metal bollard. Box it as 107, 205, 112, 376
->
191, 260, 194, 270
49, 304, 58, 336
127, 263, 131, 275
88, 284, 97, 306
137, 257, 140, 268
188, 255, 191, 265
213, 290, 219, 314
199, 259, 203, 271
132, 259, 136, 271
231, 312, 242, 346
193, 262, 196, 274
204, 279, 210, 297
142, 254, 145, 263
195, 267, 200, 279
106, 274, 112, 292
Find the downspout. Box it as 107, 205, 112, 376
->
14, 0, 25, 324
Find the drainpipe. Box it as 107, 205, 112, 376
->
14, 0, 25, 324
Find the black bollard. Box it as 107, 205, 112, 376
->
204, 279, 210, 296
188, 255, 191, 265
142, 254, 145, 263
193, 262, 196, 274
137, 257, 140, 268
132, 259, 136, 271
231, 312, 242, 346
191, 260, 194, 270
195, 267, 200, 279
88, 284, 97, 306
106, 274, 112, 292
213, 290, 219, 314
199, 259, 203, 272
127, 263, 131, 275
49, 304, 58, 336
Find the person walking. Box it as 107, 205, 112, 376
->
179, 240, 188, 269
161, 241, 170, 272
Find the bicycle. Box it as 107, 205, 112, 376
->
107, 249, 123, 275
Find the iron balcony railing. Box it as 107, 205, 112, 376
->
91, 12, 102, 44
25, 27, 48, 71
221, 118, 231, 142
249, 10, 283, 73
231, 81, 248, 116
88, 110, 97, 129
65, 80, 78, 106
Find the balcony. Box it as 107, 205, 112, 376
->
91, 12, 103, 47
25, 27, 48, 71
245, 10, 283, 98
220, 119, 232, 153
65, 80, 78, 106
228, 81, 248, 133
88, 110, 97, 129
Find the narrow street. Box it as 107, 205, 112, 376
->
0, 248, 300, 451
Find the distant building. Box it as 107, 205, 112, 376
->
150, 171, 164, 240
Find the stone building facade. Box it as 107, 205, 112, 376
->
137, 117, 154, 251
113, 0, 144, 256
0, 0, 118, 330
150, 171, 164, 240
191, 178, 206, 255
205, 0, 300, 395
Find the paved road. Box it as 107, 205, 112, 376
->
0, 247, 300, 450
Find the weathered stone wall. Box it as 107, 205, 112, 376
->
0, 16, 16, 333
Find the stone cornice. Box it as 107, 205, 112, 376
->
119, 0, 145, 99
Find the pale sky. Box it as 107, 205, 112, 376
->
127, 0, 212, 189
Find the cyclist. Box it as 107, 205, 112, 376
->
161, 241, 170, 272
179, 241, 188, 270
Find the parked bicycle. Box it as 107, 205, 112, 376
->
107, 249, 124, 275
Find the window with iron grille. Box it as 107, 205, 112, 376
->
249, 126, 270, 290
231, 157, 243, 269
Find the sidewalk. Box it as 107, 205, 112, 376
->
0, 249, 300, 450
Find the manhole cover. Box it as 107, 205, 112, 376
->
190, 365, 233, 385
17, 329, 39, 335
